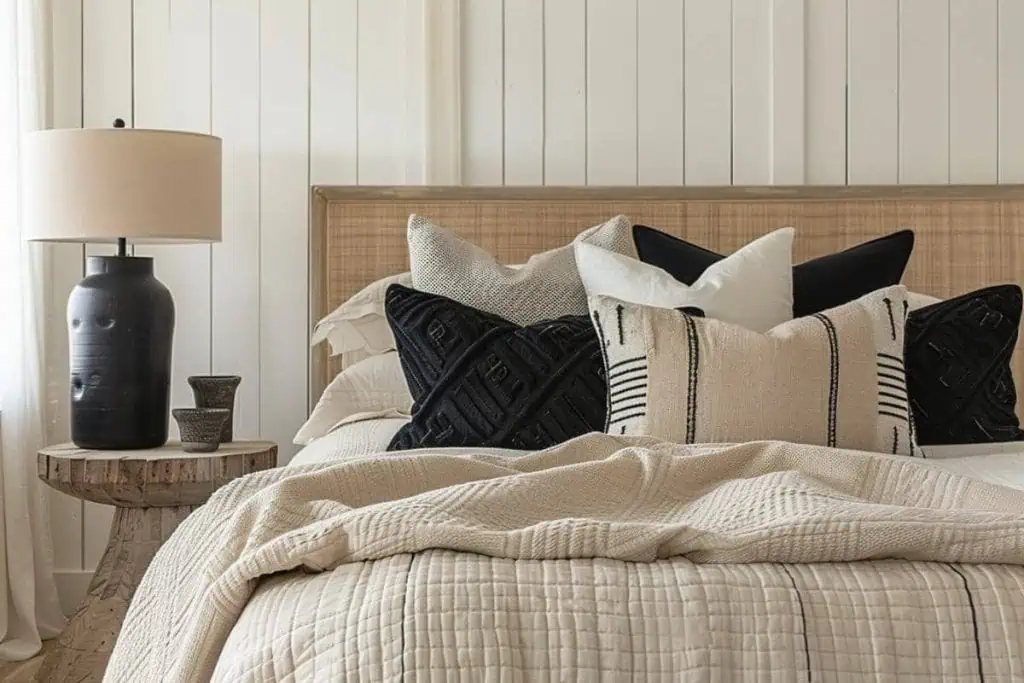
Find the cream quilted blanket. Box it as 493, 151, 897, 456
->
105, 435, 1024, 682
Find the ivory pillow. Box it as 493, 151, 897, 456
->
290, 411, 411, 466
292, 352, 412, 445
408, 213, 636, 325
575, 227, 794, 332
310, 272, 412, 357
589, 285, 916, 455
908, 291, 942, 310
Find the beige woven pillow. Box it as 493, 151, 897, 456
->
408, 213, 636, 326
589, 285, 916, 455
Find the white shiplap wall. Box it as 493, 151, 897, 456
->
47, 0, 1024, 610
462, 0, 1019, 187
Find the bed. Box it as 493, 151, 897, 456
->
105, 186, 1024, 682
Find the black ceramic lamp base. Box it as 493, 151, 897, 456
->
68, 255, 175, 450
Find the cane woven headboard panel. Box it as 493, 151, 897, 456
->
309, 185, 1024, 412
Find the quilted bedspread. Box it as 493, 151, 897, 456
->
105, 434, 1024, 682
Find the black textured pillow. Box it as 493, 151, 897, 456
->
385, 284, 606, 451
906, 284, 1023, 445
632, 226, 915, 317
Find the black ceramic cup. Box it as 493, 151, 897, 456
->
187, 375, 241, 443
172, 408, 230, 453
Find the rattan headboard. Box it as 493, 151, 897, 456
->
309, 185, 1024, 414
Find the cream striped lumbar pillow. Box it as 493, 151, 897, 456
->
588, 285, 916, 455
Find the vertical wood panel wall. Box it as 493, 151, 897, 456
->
462, 0, 1018, 187
47, 0, 1024, 610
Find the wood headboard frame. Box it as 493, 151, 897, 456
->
309, 185, 1024, 413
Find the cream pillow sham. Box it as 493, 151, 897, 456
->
290, 412, 411, 465
588, 285, 915, 455
293, 352, 412, 446
310, 272, 412, 357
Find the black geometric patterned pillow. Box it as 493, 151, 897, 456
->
385, 284, 607, 451
906, 285, 1023, 445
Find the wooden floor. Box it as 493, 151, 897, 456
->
0, 640, 55, 683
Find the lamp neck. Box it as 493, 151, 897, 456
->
85, 255, 154, 277
117, 237, 127, 257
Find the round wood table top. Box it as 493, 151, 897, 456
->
37, 440, 278, 508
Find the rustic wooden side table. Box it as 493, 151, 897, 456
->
35, 440, 278, 682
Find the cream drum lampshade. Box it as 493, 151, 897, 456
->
21, 127, 222, 244
21, 127, 223, 451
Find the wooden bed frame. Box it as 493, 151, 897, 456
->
309, 185, 1024, 414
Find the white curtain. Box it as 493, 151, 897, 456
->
0, 0, 67, 662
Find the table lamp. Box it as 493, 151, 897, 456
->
22, 123, 222, 450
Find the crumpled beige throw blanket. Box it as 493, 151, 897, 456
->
104, 434, 1024, 683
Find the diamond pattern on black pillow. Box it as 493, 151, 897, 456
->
906, 284, 1023, 445
385, 284, 607, 451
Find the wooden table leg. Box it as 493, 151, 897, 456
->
35, 505, 194, 683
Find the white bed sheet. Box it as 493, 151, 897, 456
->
928, 453, 1024, 490
919, 443, 1024, 490
919, 441, 1024, 459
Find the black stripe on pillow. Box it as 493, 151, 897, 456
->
683, 313, 700, 443
813, 313, 839, 448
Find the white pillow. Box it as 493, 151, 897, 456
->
408, 213, 637, 326
289, 411, 411, 466
292, 352, 412, 446
311, 272, 412, 357
908, 291, 942, 311
575, 227, 795, 332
